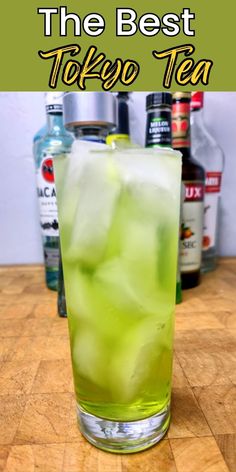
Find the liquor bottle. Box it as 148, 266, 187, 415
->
107, 92, 130, 148
145, 92, 182, 303
34, 93, 73, 290
33, 126, 47, 170
172, 92, 205, 289
191, 92, 224, 272
33, 125, 47, 146
58, 91, 117, 317
145, 92, 172, 147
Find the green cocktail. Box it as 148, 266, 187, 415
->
55, 141, 181, 452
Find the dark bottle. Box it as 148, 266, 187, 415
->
145, 92, 182, 303
172, 92, 205, 289
58, 92, 116, 317
57, 247, 66, 317
145, 92, 172, 147
107, 92, 130, 147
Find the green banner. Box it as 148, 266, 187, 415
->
1, 0, 235, 90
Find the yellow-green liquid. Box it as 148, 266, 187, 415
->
55, 143, 181, 422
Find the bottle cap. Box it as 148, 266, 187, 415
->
172, 92, 191, 102
63, 92, 117, 131
116, 92, 130, 100
45, 92, 63, 113
191, 92, 204, 109
146, 93, 172, 110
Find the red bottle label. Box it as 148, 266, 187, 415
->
205, 172, 222, 193
203, 172, 222, 251
184, 182, 204, 202
172, 102, 190, 148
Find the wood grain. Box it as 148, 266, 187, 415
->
215, 435, 236, 472
14, 393, 75, 445
170, 437, 230, 472
0, 260, 235, 471
1, 444, 65, 472
193, 385, 236, 435
168, 388, 211, 438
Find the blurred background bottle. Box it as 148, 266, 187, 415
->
191, 92, 224, 272
58, 91, 117, 316
145, 92, 172, 147
34, 93, 73, 291
145, 92, 182, 303
172, 92, 205, 289
107, 92, 130, 148
33, 124, 47, 149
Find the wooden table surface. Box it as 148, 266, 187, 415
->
0, 259, 235, 472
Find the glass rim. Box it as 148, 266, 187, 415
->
90, 146, 182, 159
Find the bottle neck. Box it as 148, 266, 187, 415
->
107, 98, 130, 148
116, 98, 130, 135
172, 100, 191, 154
145, 106, 172, 147
191, 107, 204, 129
73, 126, 109, 143
46, 112, 64, 134
106, 133, 130, 148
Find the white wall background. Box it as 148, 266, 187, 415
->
0, 92, 235, 265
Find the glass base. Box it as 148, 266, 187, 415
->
77, 403, 170, 454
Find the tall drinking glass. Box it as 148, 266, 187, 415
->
54, 139, 181, 453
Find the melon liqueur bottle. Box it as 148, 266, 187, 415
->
34, 93, 73, 290
145, 92, 182, 303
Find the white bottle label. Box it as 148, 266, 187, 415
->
180, 182, 204, 273
36, 156, 59, 237
203, 172, 222, 251
44, 247, 59, 268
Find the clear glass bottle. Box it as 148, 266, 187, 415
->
57, 92, 116, 316
33, 126, 47, 170
191, 92, 224, 272
145, 92, 182, 303
34, 93, 73, 290
33, 124, 47, 146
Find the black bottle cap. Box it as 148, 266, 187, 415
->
146, 93, 172, 111
172, 92, 191, 103
117, 92, 129, 100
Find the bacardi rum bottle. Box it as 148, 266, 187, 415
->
34, 93, 73, 290
191, 92, 224, 272
33, 125, 47, 148
172, 92, 205, 289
